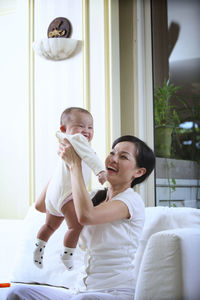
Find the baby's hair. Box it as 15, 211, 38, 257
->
112, 135, 155, 187
60, 107, 93, 126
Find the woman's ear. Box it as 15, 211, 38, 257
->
60, 125, 66, 133
134, 168, 146, 179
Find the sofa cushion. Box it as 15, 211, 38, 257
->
0, 220, 23, 283
10, 205, 84, 290
133, 207, 200, 282
134, 228, 200, 300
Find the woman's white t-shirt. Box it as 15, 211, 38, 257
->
74, 187, 145, 292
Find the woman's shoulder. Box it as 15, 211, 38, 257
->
112, 188, 145, 219
112, 187, 141, 200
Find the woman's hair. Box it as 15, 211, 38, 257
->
92, 135, 155, 206
92, 188, 108, 206
112, 135, 155, 187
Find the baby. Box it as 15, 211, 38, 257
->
33, 107, 106, 270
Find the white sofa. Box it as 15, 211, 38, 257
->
0, 205, 200, 300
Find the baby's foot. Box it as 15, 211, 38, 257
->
60, 247, 75, 270
33, 239, 46, 268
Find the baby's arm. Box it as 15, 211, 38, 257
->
56, 132, 105, 179
35, 181, 50, 213
69, 134, 105, 176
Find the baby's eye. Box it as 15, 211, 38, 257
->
78, 124, 84, 128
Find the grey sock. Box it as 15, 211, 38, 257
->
60, 246, 75, 270
33, 239, 46, 269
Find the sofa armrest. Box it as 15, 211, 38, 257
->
134, 228, 200, 300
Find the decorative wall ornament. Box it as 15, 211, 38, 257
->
33, 38, 78, 61
33, 17, 79, 61
47, 17, 72, 38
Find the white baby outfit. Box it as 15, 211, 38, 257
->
45, 133, 105, 216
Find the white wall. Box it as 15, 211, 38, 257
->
34, 0, 84, 199
34, 0, 112, 200
0, 0, 29, 218
0, 0, 117, 219
0, 0, 155, 218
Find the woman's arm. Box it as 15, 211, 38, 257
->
58, 141, 129, 225
35, 181, 49, 213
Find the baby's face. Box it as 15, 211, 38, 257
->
65, 111, 94, 142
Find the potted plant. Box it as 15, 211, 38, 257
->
154, 79, 180, 157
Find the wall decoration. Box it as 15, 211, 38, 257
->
33, 17, 79, 61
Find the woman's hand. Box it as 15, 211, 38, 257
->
98, 171, 107, 185
57, 139, 82, 170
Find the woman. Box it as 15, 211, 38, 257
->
7, 135, 155, 300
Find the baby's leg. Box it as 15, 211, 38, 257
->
37, 212, 64, 241
60, 199, 83, 270
61, 200, 83, 248
34, 213, 64, 268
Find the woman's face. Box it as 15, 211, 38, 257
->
105, 141, 144, 187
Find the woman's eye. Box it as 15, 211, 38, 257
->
121, 155, 128, 159
110, 151, 115, 155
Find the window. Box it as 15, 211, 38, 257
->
152, 0, 200, 208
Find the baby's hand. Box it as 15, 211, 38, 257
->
98, 171, 107, 185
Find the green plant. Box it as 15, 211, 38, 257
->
154, 80, 181, 203
162, 159, 177, 206
154, 80, 180, 128
171, 95, 200, 162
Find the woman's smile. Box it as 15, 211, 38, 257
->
106, 165, 118, 174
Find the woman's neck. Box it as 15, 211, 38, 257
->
106, 183, 131, 201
